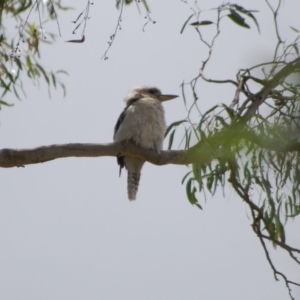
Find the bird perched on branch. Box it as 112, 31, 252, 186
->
113, 87, 178, 200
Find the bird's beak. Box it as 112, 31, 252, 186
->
159, 94, 178, 102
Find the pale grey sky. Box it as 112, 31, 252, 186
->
0, 1, 299, 299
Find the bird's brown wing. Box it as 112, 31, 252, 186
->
113, 98, 139, 176
113, 98, 140, 138
114, 109, 127, 176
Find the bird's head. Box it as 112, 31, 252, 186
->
125, 87, 178, 104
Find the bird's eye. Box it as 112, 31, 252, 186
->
148, 88, 158, 95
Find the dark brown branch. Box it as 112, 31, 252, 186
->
259, 233, 300, 254
201, 76, 238, 87
257, 231, 299, 300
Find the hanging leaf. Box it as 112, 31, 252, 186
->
36, 64, 50, 84
180, 14, 193, 34
0, 100, 14, 107
184, 128, 192, 150
190, 21, 213, 26
65, 35, 85, 43
180, 81, 187, 108
292, 44, 299, 56
141, 0, 150, 12
186, 178, 202, 209
168, 129, 176, 150
198, 104, 219, 130
222, 104, 235, 122
290, 26, 299, 33
181, 171, 192, 185
26, 57, 36, 78
164, 119, 187, 138
116, 0, 121, 9
232, 5, 260, 32
227, 10, 250, 29
116, 0, 149, 12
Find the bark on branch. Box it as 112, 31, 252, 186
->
0, 141, 213, 168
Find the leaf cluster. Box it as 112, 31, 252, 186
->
167, 2, 300, 297
0, 0, 69, 110
181, 3, 259, 35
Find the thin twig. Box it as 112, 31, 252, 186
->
101, 0, 124, 60
48, 0, 62, 36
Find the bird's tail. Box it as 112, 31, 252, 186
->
124, 157, 144, 200
127, 171, 141, 200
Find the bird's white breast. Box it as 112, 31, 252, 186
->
114, 97, 166, 150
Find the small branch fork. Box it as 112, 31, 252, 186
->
238, 57, 300, 123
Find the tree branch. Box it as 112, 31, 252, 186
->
0, 141, 214, 168
240, 57, 300, 123
2, 126, 300, 169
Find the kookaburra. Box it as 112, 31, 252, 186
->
113, 87, 178, 200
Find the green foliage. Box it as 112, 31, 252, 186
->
174, 0, 300, 225
227, 9, 250, 29
231, 4, 260, 32
0, 0, 69, 110
169, 4, 300, 295
0, 1, 299, 297
116, 0, 149, 12
172, 91, 300, 241
185, 177, 202, 210
180, 3, 259, 35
